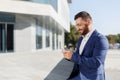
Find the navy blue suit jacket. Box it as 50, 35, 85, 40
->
69, 30, 109, 80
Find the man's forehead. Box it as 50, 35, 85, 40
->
75, 18, 85, 23
76, 17, 82, 21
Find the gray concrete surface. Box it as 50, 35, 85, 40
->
0, 51, 73, 80
0, 49, 120, 80
105, 49, 120, 80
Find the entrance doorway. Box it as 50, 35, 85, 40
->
0, 23, 14, 53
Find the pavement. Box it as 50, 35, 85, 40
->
0, 50, 73, 80
0, 49, 120, 80
105, 49, 120, 80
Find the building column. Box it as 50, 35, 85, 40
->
42, 16, 46, 50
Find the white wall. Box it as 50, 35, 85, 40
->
0, 0, 70, 52
0, 0, 70, 32
14, 14, 64, 53
58, 0, 70, 32
14, 14, 36, 53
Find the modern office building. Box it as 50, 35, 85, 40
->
0, 0, 71, 53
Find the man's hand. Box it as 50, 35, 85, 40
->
62, 50, 73, 60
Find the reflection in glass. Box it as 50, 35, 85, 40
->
7, 24, 14, 52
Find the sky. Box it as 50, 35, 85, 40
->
69, 0, 120, 35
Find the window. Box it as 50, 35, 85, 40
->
36, 18, 43, 49
56, 27, 58, 49
0, 25, 3, 52
51, 20, 55, 50
59, 30, 62, 49
0, 23, 14, 53
0, 13, 15, 22
22, 0, 58, 12
7, 24, 14, 51
0, 13, 15, 53
52, 27, 55, 50
45, 17, 50, 47
49, 0, 58, 12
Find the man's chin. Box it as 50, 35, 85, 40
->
78, 31, 86, 35
78, 31, 83, 34
80, 32, 86, 35
79, 31, 84, 35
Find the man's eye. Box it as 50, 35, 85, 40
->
76, 24, 80, 26
76, 24, 81, 27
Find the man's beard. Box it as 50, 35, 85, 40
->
81, 24, 89, 36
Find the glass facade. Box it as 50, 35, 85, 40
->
0, 24, 4, 53
45, 17, 50, 47
36, 17, 43, 49
51, 19, 62, 50
0, 13, 15, 53
49, 0, 58, 12
0, 23, 14, 53
36, 16, 62, 50
0, 27, 2, 52
52, 25, 55, 50
58, 29, 62, 49
7, 24, 14, 52
56, 26, 58, 49
0, 13, 15, 22
22, 0, 58, 12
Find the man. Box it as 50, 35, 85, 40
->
62, 11, 109, 80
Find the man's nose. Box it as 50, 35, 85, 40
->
75, 26, 79, 30
77, 27, 81, 31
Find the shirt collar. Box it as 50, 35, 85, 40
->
82, 28, 95, 38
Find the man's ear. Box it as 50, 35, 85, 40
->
87, 19, 91, 25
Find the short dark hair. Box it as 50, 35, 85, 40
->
74, 11, 92, 21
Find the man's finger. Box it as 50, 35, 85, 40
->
62, 51, 68, 54
63, 50, 71, 53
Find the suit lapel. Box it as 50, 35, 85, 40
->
81, 30, 98, 55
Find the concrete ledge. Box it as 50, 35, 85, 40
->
0, 51, 74, 80
45, 59, 73, 80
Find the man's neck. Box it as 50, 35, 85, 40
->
88, 24, 94, 33
83, 24, 94, 36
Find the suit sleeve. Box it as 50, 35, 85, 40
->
71, 35, 109, 69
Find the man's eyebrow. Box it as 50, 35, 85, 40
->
76, 24, 81, 26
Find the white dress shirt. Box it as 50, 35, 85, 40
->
79, 29, 95, 55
